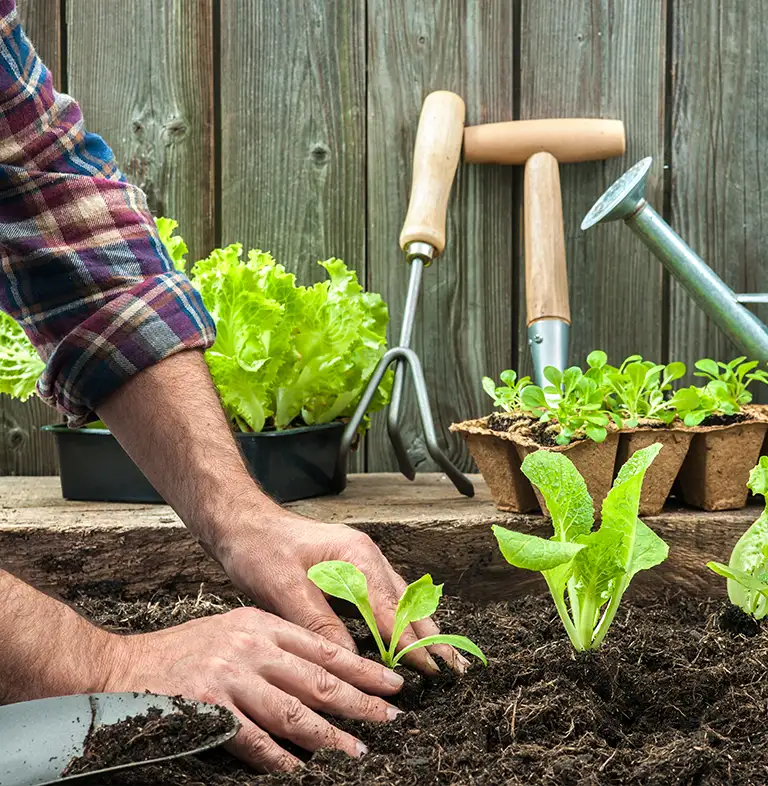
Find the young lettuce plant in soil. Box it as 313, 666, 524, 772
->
707, 456, 768, 620
307, 561, 487, 668
600, 354, 686, 427
520, 364, 613, 445
481, 369, 532, 412
492, 443, 668, 650
670, 357, 768, 426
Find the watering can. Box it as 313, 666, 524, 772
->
581, 157, 768, 361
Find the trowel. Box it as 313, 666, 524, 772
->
0, 692, 239, 786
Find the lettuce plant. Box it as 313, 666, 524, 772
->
0, 311, 44, 401
707, 457, 768, 619
493, 443, 668, 650
520, 365, 612, 445
482, 369, 532, 412
307, 561, 487, 669
603, 356, 686, 427
157, 220, 391, 433
671, 357, 768, 426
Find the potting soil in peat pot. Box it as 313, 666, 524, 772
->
70, 591, 768, 785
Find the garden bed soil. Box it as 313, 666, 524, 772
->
71, 590, 768, 786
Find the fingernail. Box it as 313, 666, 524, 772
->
383, 670, 404, 689
425, 652, 441, 674
355, 741, 369, 757
453, 652, 470, 674
386, 705, 403, 721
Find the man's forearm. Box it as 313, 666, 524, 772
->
0, 570, 116, 704
96, 350, 280, 562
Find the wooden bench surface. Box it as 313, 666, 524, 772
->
0, 474, 759, 602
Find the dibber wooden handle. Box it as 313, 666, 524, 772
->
525, 152, 570, 326
399, 91, 466, 255
464, 118, 625, 165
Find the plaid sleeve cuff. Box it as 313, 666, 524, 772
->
36, 270, 216, 426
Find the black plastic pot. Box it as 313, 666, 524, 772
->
42, 422, 348, 504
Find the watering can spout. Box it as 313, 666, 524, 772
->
581, 158, 768, 363
580, 157, 653, 229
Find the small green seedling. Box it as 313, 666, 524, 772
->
521, 365, 612, 445
493, 444, 668, 651
707, 457, 768, 619
482, 369, 532, 412
603, 356, 686, 427
307, 561, 487, 668
672, 357, 768, 426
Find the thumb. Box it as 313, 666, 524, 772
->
280, 583, 359, 653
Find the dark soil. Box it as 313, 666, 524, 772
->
486, 411, 564, 448
699, 412, 749, 427
70, 591, 768, 786
63, 696, 234, 775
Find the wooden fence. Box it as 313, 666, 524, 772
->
2, 0, 767, 477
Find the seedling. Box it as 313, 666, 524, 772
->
671, 357, 768, 426
521, 365, 612, 445
493, 444, 668, 650
603, 356, 686, 427
307, 561, 487, 668
707, 457, 768, 619
482, 369, 532, 412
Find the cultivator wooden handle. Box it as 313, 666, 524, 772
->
524, 152, 570, 326
463, 118, 625, 165
399, 90, 466, 256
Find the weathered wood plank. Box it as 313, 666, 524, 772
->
1, 1, 63, 477
669, 1, 768, 388
66, 0, 215, 265
17, 0, 61, 85
219, 0, 365, 281
220, 0, 366, 470
517, 0, 667, 374
366, 0, 516, 473
1, 474, 753, 602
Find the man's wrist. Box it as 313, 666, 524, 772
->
191, 482, 287, 567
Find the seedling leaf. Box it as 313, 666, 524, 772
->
492, 526, 585, 571
392, 635, 487, 667
389, 575, 443, 660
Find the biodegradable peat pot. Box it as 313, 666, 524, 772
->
514, 432, 620, 518
450, 419, 538, 512
616, 426, 694, 516
676, 418, 768, 511
42, 422, 348, 504
451, 417, 619, 516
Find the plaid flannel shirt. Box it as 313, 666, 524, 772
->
0, 0, 216, 426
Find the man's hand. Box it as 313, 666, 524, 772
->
216, 510, 470, 676
98, 351, 467, 675
106, 606, 404, 772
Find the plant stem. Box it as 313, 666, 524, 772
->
591, 579, 629, 649
545, 575, 583, 651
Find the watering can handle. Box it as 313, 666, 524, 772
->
399, 91, 466, 256
525, 152, 571, 326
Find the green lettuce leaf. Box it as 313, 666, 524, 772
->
0, 311, 45, 401
186, 237, 391, 432
519, 450, 594, 543
155, 217, 189, 272
492, 525, 584, 571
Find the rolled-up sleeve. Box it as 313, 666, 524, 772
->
0, 1, 215, 426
